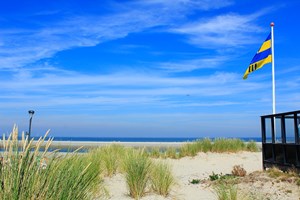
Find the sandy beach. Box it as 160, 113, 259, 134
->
101, 151, 300, 200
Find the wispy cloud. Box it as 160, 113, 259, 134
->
0, 0, 235, 70
0, 65, 270, 112
131, 0, 233, 11
170, 9, 272, 48
157, 56, 228, 72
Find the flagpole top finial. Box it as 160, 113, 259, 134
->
270, 22, 275, 27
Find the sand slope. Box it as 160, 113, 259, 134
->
102, 152, 299, 200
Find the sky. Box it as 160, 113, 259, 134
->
0, 0, 300, 138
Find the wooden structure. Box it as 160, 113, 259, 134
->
261, 110, 300, 170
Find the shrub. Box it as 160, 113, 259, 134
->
209, 172, 220, 181
231, 165, 247, 177
150, 162, 174, 197
190, 179, 201, 184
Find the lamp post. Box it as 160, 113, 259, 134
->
27, 110, 35, 141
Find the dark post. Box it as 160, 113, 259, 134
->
27, 110, 35, 141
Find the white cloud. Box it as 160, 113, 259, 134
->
132, 0, 233, 11
157, 56, 228, 72
0, 64, 271, 112
0, 0, 236, 70
171, 10, 271, 48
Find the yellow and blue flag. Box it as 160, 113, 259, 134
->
243, 33, 272, 79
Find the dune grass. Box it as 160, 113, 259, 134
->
246, 140, 259, 152
123, 149, 152, 199
0, 125, 102, 200
212, 138, 246, 153
164, 147, 178, 159
214, 183, 238, 200
0, 126, 258, 199
97, 144, 125, 177
150, 161, 174, 197
148, 138, 259, 159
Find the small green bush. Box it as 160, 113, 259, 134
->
210, 172, 220, 181
190, 179, 201, 184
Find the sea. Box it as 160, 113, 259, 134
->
41, 136, 262, 142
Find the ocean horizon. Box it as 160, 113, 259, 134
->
28, 136, 262, 142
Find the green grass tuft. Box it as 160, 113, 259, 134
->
150, 162, 174, 197
123, 149, 152, 199
0, 125, 102, 200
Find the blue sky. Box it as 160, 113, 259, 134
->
1, 0, 300, 138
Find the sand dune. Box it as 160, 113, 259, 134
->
103, 151, 300, 200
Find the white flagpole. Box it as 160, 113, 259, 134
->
271, 22, 276, 114
270, 22, 276, 142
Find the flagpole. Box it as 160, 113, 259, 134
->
271, 22, 276, 115
270, 22, 277, 141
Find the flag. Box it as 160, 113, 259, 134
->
243, 33, 272, 79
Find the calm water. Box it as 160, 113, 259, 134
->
30, 136, 262, 142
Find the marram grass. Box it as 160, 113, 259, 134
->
150, 161, 174, 197
214, 183, 238, 200
123, 149, 152, 199
0, 125, 102, 200
97, 144, 125, 177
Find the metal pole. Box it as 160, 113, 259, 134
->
270, 22, 276, 141
28, 110, 35, 141
271, 22, 276, 114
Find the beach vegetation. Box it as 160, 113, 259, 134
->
189, 179, 201, 184
209, 172, 221, 181
266, 167, 300, 184
209, 172, 236, 183
212, 138, 245, 153
231, 165, 247, 177
165, 147, 178, 159
150, 161, 174, 197
148, 147, 161, 158
179, 142, 198, 157
246, 140, 259, 152
97, 144, 125, 177
149, 138, 259, 159
123, 149, 152, 199
197, 138, 213, 152
214, 183, 238, 200
0, 125, 102, 200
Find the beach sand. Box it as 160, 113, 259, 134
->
101, 151, 300, 200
